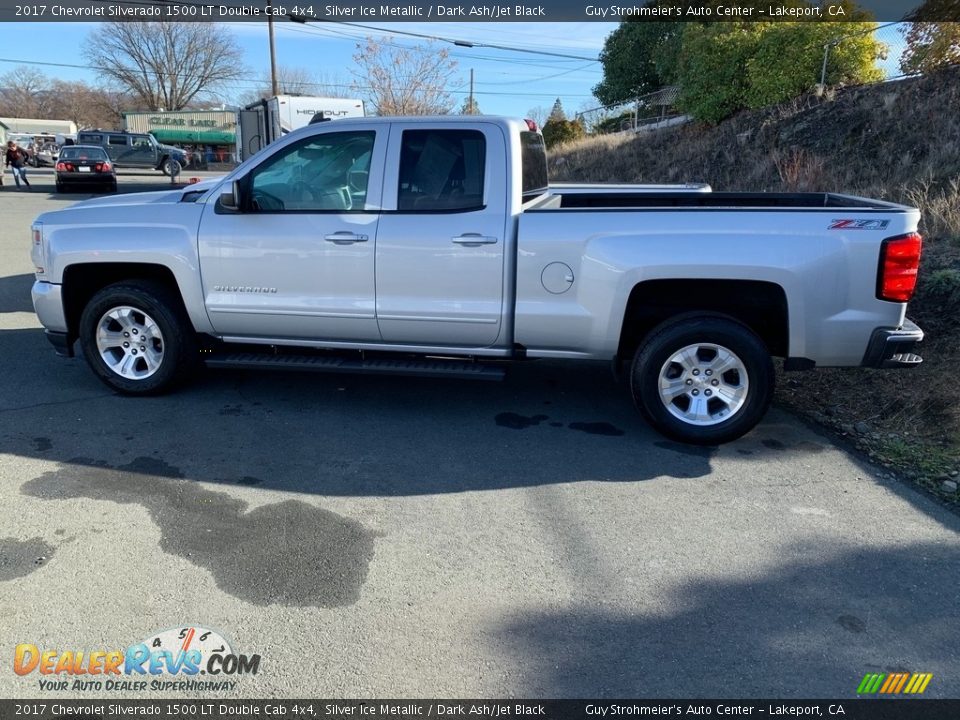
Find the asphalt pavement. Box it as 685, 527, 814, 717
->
1, 170, 958, 699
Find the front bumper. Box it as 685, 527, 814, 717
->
861, 318, 924, 369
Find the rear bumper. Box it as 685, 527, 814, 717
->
861, 318, 924, 369
57, 172, 115, 184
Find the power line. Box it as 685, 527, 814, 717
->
69, 0, 602, 63
0, 56, 599, 99
292, 19, 600, 62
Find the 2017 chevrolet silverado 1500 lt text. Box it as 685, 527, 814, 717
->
30, 117, 925, 444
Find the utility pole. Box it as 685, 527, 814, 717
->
268, 0, 279, 96
469, 69, 475, 115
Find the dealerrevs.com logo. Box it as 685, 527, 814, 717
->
14, 626, 260, 692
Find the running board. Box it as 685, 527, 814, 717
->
204, 352, 506, 381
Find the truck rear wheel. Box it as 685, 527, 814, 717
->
630, 317, 773, 445
78, 282, 197, 395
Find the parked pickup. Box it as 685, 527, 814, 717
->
30, 117, 924, 444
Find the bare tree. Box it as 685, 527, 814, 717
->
352, 37, 458, 116
241, 66, 351, 105
0, 66, 54, 117
82, 22, 245, 110
526, 106, 549, 127
48, 81, 138, 129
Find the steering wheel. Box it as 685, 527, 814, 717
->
289, 181, 316, 206
251, 189, 285, 211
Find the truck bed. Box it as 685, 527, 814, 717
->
528, 190, 912, 211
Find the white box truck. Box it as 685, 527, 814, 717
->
236, 95, 365, 161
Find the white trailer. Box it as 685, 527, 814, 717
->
236, 95, 365, 161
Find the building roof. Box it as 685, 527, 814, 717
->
0, 117, 78, 134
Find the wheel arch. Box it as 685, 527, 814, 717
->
61, 263, 195, 344
616, 279, 789, 367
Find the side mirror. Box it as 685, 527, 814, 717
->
219, 180, 242, 211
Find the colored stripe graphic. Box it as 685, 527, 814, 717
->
857, 673, 885, 694
905, 673, 933, 694
858, 672, 932, 694
893, 673, 910, 693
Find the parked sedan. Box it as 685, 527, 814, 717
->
56, 145, 117, 193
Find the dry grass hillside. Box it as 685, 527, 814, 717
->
550, 67, 960, 497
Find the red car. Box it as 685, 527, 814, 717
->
55, 145, 117, 193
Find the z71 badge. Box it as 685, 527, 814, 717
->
829, 219, 891, 230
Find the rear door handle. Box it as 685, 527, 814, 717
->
324, 232, 369, 244
451, 233, 498, 246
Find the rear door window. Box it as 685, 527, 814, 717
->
397, 130, 485, 212
108, 135, 129, 146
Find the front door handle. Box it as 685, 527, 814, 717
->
324, 232, 369, 244
451, 233, 498, 246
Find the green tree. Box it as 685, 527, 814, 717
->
542, 118, 585, 148
548, 98, 567, 122
675, 8, 884, 124
900, 23, 960, 74
459, 96, 481, 115
675, 23, 760, 125
593, 16, 683, 106
745, 14, 883, 108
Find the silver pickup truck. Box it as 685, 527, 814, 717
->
30, 116, 924, 444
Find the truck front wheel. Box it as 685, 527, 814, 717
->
160, 158, 182, 176
78, 282, 197, 395
630, 317, 773, 445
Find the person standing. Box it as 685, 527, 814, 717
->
5, 141, 30, 189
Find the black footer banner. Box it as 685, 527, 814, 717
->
4, 700, 960, 720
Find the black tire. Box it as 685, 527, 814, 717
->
161, 158, 182, 177
630, 316, 774, 445
78, 281, 198, 395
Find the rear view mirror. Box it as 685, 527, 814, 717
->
220, 180, 242, 211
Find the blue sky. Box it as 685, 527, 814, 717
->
0, 21, 618, 117
0, 20, 908, 119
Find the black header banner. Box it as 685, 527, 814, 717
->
0, 0, 958, 22
4, 700, 960, 720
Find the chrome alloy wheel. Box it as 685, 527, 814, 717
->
658, 343, 749, 426
95, 306, 165, 380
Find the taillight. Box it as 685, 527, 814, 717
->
877, 232, 922, 302
524, 118, 538, 132
56, 162, 65, 171
96, 162, 111, 172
